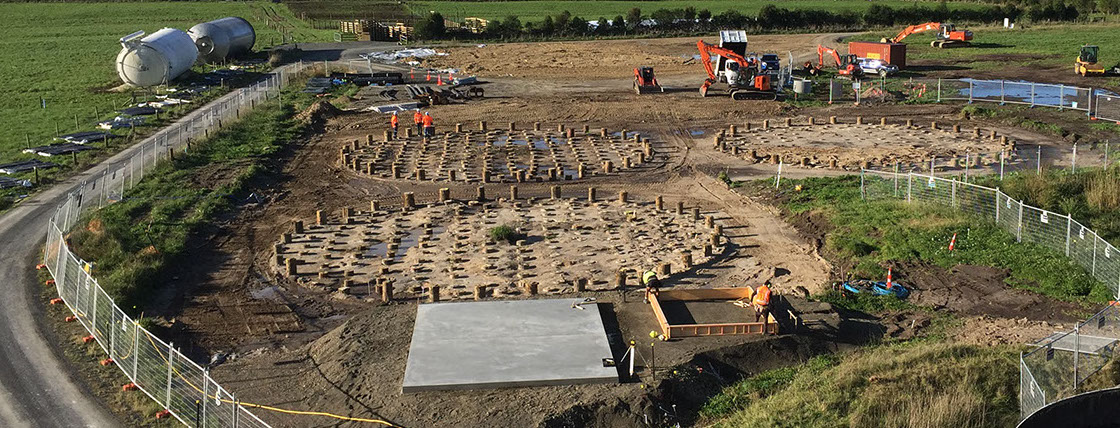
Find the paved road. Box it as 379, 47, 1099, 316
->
0, 68, 284, 427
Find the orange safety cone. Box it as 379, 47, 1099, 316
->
948, 233, 957, 251
410, 67, 414, 80
885, 267, 892, 289
449, 71, 455, 82
437, 74, 443, 86
426, 70, 431, 82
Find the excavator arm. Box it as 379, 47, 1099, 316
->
817, 44, 842, 67
888, 22, 941, 43
697, 40, 755, 82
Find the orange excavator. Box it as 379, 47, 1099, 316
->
805, 45, 863, 79
697, 39, 777, 101
883, 22, 973, 48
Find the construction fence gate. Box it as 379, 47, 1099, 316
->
860, 169, 1120, 422
42, 61, 311, 427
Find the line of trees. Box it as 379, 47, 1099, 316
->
413, 2, 1091, 41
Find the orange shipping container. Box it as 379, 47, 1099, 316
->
848, 41, 906, 68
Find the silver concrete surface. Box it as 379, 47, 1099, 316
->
402, 299, 618, 393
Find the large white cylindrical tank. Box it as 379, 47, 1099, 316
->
189, 17, 256, 63
116, 28, 198, 87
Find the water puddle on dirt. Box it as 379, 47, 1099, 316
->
689, 129, 705, 136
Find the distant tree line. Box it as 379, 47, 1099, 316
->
413, 1, 1090, 40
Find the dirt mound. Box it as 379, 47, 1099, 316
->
900, 262, 1082, 322
295, 101, 341, 126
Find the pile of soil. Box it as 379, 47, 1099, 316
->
296, 100, 341, 127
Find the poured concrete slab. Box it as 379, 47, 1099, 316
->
402, 298, 618, 392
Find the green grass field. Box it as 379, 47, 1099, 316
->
700, 340, 1020, 428
850, 23, 1120, 73
0, 2, 332, 200
752, 175, 1110, 303
409, 0, 988, 22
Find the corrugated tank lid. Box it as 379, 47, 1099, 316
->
719, 30, 747, 44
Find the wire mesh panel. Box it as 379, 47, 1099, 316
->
938, 78, 973, 102
35, 63, 313, 427
1095, 93, 1120, 123
909, 174, 954, 207
1019, 205, 1068, 252
953, 181, 997, 221
861, 170, 899, 200
1021, 355, 1046, 421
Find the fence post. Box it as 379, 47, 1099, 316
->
860, 168, 866, 200
202, 369, 209, 428
1072, 143, 1077, 172
1000, 150, 1005, 180
951, 178, 957, 208
1066, 214, 1072, 257
1037, 145, 1042, 176
937, 78, 941, 102
969, 80, 973, 103
893, 162, 899, 197
1088, 88, 1093, 118
1074, 324, 1080, 392
1000, 80, 1006, 105
1017, 200, 1024, 242
166, 342, 174, 409
1059, 84, 1065, 110
132, 322, 140, 381
1030, 82, 1035, 107
907, 173, 912, 203
995, 188, 1000, 222
1092, 235, 1097, 277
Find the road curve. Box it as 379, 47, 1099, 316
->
0, 73, 279, 427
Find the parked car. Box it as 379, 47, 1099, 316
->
760, 53, 781, 74
857, 58, 899, 77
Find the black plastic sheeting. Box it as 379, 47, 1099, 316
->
22, 142, 97, 157
117, 106, 161, 116
58, 131, 118, 144
0, 159, 57, 174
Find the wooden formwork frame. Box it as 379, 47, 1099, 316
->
647, 288, 778, 339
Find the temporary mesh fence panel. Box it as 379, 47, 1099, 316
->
1095, 93, 1120, 123
38, 62, 308, 428
862, 168, 1120, 422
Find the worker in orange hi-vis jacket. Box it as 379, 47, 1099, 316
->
753, 283, 772, 332
413, 109, 423, 135
422, 112, 435, 138
390, 112, 399, 139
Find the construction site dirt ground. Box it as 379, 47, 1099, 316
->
138, 34, 1099, 426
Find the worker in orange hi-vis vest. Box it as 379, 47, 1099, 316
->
413, 109, 424, 135
389, 112, 399, 139
422, 112, 435, 137
753, 283, 772, 331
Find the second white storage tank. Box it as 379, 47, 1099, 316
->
189, 17, 256, 63
115, 28, 199, 87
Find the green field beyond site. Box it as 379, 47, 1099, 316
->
409, 0, 989, 21
0, 2, 331, 166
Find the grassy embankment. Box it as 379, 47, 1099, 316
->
974, 165, 1120, 246
0, 2, 333, 207
65, 81, 325, 313
771, 175, 1110, 303
697, 173, 1116, 428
